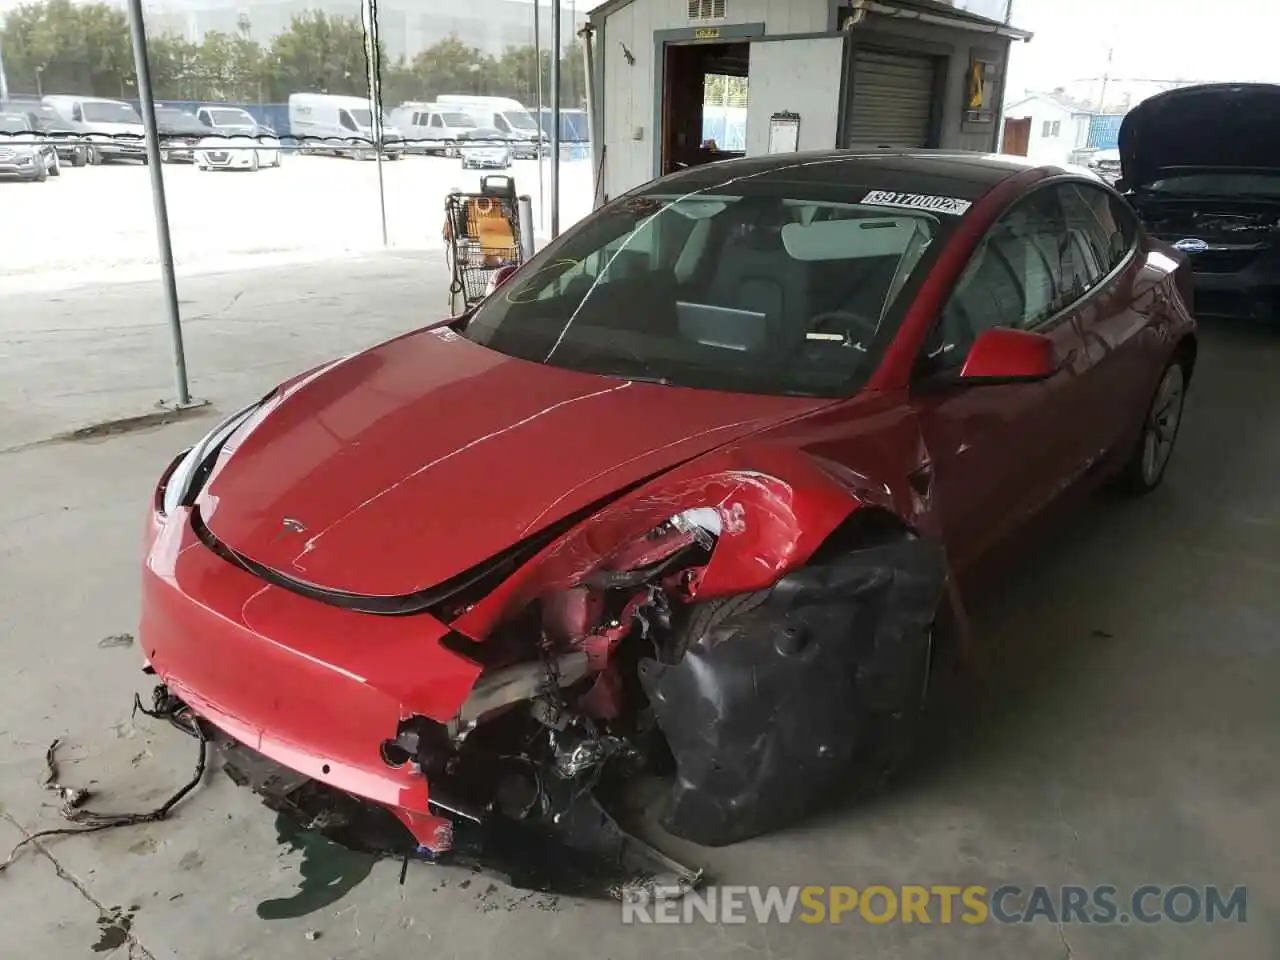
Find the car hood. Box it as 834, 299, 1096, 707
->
1120, 83, 1280, 188
199, 326, 830, 597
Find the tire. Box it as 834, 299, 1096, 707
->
1111, 354, 1189, 496
86, 145, 99, 166
35, 164, 47, 182
160, 149, 170, 163
48, 152, 60, 177
72, 146, 87, 168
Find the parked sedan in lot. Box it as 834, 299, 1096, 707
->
1118, 82, 1280, 320
194, 133, 281, 170
138, 150, 1196, 892
156, 107, 212, 163
459, 127, 512, 169
0, 113, 56, 180
0, 99, 89, 167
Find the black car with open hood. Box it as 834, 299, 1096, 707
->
1119, 82, 1280, 319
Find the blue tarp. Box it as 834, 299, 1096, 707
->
1088, 114, 1126, 151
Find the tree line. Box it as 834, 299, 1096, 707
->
0, 0, 587, 107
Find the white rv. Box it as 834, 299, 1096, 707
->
434, 95, 545, 158
287, 93, 404, 160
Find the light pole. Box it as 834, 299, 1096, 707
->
550, 0, 561, 237
125, 0, 193, 407
533, 0, 545, 230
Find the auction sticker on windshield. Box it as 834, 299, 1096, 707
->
861, 190, 973, 216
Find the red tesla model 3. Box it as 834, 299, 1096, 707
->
139, 151, 1196, 887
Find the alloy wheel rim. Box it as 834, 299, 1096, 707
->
1142, 365, 1185, 485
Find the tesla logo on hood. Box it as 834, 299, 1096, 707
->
272, 517, 307, 541
1174, 238, 1210, 254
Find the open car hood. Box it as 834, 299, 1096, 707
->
1120, 83, 1280, 188
198, 326, 829, 597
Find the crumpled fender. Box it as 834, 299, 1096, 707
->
453, 443, 876, 636
637, 537, 948, 847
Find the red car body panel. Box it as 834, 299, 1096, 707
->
142, 508, 480, 844
200, 327, 831, 597
138, 157, 1197, 849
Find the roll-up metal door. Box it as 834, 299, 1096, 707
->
845, 48, 938, 148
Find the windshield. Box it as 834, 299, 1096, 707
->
81, 101, 141, 123
210, 108, 254, 125
462, 185, 944, 397
1144, 171, 1280, 198
0, 115, 31, 134
503, 110, 536, 131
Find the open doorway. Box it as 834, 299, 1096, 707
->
660, 41, 749, 176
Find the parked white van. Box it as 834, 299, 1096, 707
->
385, 102, 477, 156
287, 93, 404, 160
42, 95, 146, 164
435, 95, 545, 159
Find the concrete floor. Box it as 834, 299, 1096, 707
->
0, 261, 1276, 958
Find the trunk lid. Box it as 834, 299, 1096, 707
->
199, 326, 829, 597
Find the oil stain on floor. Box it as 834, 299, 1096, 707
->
92, 905, 138, 953
256, 813, 376, 920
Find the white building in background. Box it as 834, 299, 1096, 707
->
1001, 90, 1092, 166
135, 0, 588, 61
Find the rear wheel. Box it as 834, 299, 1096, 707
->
1112, 356, 1188, 495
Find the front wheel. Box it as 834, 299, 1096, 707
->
72, 146, 87, 167
48, 152, 61, 176
1111, 356, 1188, 495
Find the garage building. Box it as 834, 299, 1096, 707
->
587, 0, 1032, 203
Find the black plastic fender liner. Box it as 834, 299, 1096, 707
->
637, 538, 948, 847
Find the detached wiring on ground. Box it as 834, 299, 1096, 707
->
0, 697, 208, 876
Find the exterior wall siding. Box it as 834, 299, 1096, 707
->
598, 0, 829, 199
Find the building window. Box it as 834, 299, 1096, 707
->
1042, 120, 1062, 138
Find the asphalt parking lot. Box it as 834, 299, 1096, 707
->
0, 151, 592, 294
0, 233, 1276, 956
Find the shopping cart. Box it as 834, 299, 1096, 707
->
443, 176, 531, 314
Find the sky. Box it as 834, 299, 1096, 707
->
1006, 0, 1280, 106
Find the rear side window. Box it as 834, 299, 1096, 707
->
1061, 183, 1136, 277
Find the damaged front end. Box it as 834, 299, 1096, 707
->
145, 468, 947, 898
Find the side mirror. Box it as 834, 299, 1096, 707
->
484, 264, 519, 298
957, 328, 1059, 385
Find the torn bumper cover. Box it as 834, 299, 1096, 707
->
141, 512, 483, 851
639, 538, 947, 847
140, 513, 702, 897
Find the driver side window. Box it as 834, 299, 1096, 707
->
923, 188, 1069, 373
339, 110, 357, 132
